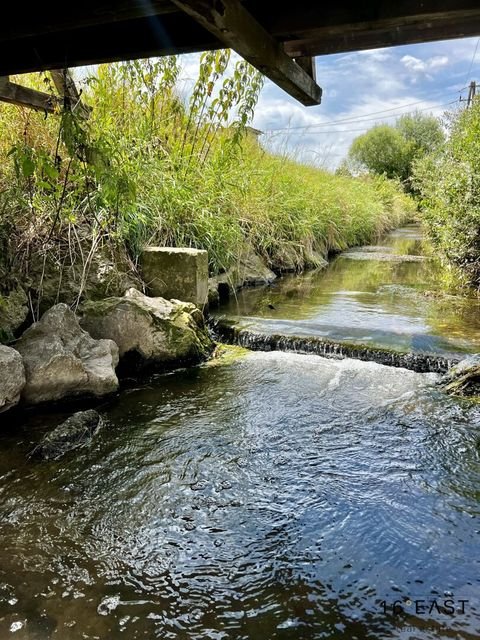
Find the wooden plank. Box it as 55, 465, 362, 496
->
0, 1, 177, 43
0, 77, 58, 112
283, 11, 480, 57
50, 69, 91, 117
171, 0, 322, 106
253, 1, 480, 41
0, 14, 221, 76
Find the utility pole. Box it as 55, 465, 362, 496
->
467, 80, 476, 107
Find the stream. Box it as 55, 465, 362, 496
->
0, 226, 479, 639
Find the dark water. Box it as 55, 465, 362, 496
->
216, 225, 480, 357
1, 226, 480, 639
1, 354, 480, 639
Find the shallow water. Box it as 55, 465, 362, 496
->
216, 225, 480, 357
1, 225, 480, 639
1, 352, 480, 639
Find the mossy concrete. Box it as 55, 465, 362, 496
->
140, 247, 208, 307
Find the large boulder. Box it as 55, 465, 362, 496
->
30, 410, 103, 460
80, 288, 214, 367
16, 304, 119, 405
0, 346, 25, 412
442, 355, 480, 397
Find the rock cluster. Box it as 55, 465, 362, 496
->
80, 288, 213, 366
0, 289, 213, 413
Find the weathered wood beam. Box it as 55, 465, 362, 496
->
294, 57, 316, 83
0, 14, 221, 76
284, 11, 480, 57
0, 1, 177, 43
50, 69, 91, 117
171, 0, 322, 106
0, 76, 58, 113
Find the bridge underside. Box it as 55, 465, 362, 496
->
1, 1, 480, 107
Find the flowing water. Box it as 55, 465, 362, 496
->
0, 226, 480, 639
216, 225, 480, 358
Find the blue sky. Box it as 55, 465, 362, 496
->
177, 36, 480, 170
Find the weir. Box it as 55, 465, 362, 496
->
215, 322, 458, 374
215, 321, 459, 373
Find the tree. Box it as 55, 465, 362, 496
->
396, 112, 444, 156
348, 125, 411, 181
347, 112, 444, 187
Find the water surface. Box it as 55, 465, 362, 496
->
216, 225, 480, 357
0, 353, 479, 639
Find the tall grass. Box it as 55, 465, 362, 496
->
0, 56, 415, 319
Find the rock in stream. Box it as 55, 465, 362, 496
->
30, 410, 103, 460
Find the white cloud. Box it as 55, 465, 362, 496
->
173, 36, 476, 170
401, 54, 449, 74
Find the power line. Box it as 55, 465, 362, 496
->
465, 37, 480, 85
265, 99, 460, 134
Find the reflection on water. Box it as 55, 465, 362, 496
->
216, 225, 480, 356
0, 353, 480, 639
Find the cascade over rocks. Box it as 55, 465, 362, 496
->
30, 410, 103, 460
16, 304, 119, 405
80, 288, 213, 367
0, 345, 25, 412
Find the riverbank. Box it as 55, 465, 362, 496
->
0, 62, 415, 342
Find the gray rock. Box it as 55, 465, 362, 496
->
0, 345, 25, 412
31, 410, 102, 460
442, 355, 480, 397
209, 244, 277, 304
80, 288, 213, 366
0, 288, 29, 343
16, 304, 119, 405
140, 247, 208, 307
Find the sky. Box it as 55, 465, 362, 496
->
175, 36, 480, 170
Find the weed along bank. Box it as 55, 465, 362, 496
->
1, 4, 480, 637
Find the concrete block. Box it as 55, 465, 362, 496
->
140, 247, 208, 307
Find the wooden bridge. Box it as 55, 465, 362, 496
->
1, 1, 480, 108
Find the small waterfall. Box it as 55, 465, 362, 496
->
214, 321, 457, 374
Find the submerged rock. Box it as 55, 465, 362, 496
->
442, 355, 480, 397
16, 304, 119, 405
0, 346, 25, 412
31, 410, 102, 460
80, 288, 214, 368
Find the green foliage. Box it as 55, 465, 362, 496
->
348, 111, 444, 188
396, 112, 444, 155
349, 125, 412, 182
413, 102, 480, 289
0, 56, 415, 316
